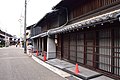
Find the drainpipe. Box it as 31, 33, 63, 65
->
47, 7, 69, 36
60, 7, 69, 27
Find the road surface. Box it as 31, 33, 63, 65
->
0, 46, 65, 80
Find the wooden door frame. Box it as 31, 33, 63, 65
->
84, 31, 96, 67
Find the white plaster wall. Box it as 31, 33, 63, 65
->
47, 37, 56, 59
33, 39, 37, 51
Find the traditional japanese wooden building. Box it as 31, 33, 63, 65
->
30, 0, 120, 79
30, 10, 66, 58
0, 29, 13, 47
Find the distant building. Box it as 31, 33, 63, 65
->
26, 24, 35, 46
0, 29, 13, 47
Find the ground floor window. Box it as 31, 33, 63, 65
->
98, 29, 112, 72
85, 31, 95, 66
69, 33, 76, 61
62, 24, 120, 77
113, 28, 120, 76
77, 32, 84, 64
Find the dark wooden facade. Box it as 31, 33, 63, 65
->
31, 10, 67, 52
69, 0, 119, 19
31, 10, 67, 37
57, 20, 120, 79
67, 0, 120, 24
29, 0, 120, 79
54, 0, 120, 79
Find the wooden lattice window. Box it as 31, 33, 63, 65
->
98, 29, 112, 72
69, 33, 76, 61
85, 31, 95, 66
113, 28, 120, 76
77, 32, 84, 64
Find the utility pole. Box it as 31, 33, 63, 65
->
24, 0, 27, 53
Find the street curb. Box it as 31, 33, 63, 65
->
31, 55, 73, 80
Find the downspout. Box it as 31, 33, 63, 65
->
61, 7, 69, 27
47, 7, 69, 36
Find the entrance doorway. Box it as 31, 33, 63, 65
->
85, 32, 95, 67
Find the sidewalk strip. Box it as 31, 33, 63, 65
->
32, 55, 72, 79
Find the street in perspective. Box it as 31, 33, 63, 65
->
0, 46, 65, 80
1, 0, 120, 80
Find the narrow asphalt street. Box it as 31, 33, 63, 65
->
0, 46, 65, 80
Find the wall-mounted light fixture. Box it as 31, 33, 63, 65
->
101, 23, 103, 25
119, 17, 120, 22
55, 35, 58, 45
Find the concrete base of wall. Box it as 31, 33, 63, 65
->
47, 52, 56, 59
47, 37, 56, 59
